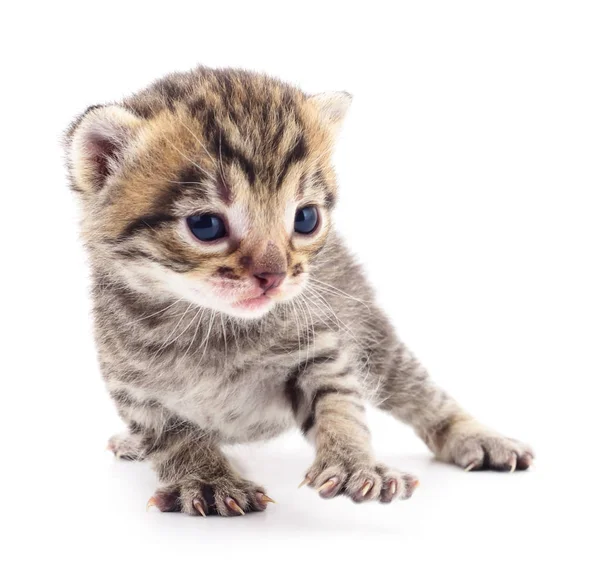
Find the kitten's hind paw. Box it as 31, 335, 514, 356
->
301, 461, 418, 504
107, 433, 145, 461
146, 478, 274, 517
437, 422, 535, 472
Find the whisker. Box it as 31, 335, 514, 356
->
151, 302, 195, 359
303, 285, 361, 344
289, 299, 303, 366
180, 121, 218, 168
161, 132, 215, 181
176, 307, 206, 367
217, 129, 228, 187
167, 181, 205, 185
309, 278, 370, 308
295, 295, 311, 367
220, 312, 228, 366
124, 297, 183, 326
297, 294, 316, 367
198, 310, 216, 362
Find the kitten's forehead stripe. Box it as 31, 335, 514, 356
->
277, 136, 308, 190
120, 213, 176, 240
161, 165, 210, 208
216, 132, 257, 186
123, 67, 317, 197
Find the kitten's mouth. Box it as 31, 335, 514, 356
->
232, 294, 273, 311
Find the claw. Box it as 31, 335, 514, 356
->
146, 496, 157, 512
389, 480, 398, 496
192, 498, 207, 517
520, 453, 534, 469
361, 481, 373, 497
258, 493, 276, 505
298, 477, 310, 489
225, 497, 245, 516
464, 462, 477, 472
317, 479, 337, 494
509, 454, 517, 474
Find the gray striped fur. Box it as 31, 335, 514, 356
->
66, 66, 534, 516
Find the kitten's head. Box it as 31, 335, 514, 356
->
65, 68, 350, 319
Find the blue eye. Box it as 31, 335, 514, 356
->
294, 206, 319, 234
187, 214, 227, 242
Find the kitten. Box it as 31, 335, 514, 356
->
65, 66, 533, 516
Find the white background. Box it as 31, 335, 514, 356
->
2, 1, 599, 585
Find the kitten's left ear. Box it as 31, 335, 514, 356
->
308, 91, 352, 136
65, 104, 144, 196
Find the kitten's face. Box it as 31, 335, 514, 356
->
105, 114, 334, 320
67, 70, 350, 319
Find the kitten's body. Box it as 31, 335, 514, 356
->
98, 236, 393, 445
67, 67, 533, 516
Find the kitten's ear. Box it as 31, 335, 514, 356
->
65, 105, 143, 194
308, 91, 352, 136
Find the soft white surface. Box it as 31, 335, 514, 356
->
3, 1, 599, 585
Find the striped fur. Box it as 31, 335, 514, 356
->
65, 66, 534, 516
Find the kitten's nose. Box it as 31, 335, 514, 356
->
254, 272, 285, 292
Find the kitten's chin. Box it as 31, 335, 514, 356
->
188, 289, 277, 320
225, 295, 275, 319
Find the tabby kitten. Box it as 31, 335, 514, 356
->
65, 66, 533, 517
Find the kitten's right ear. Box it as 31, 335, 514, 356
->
65, 105, 143, 195
308, 91, 352, 137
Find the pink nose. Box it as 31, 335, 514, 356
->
254, 272, 285, 292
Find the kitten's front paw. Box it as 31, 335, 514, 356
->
147, 476, 274, 517
301, 459, 418, 503
439, 423, 534, 472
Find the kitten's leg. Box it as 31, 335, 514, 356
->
290, 346, 419, 502
110, 391, 273, 516
148, 435, 272, 516
378, 344, 534, 471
